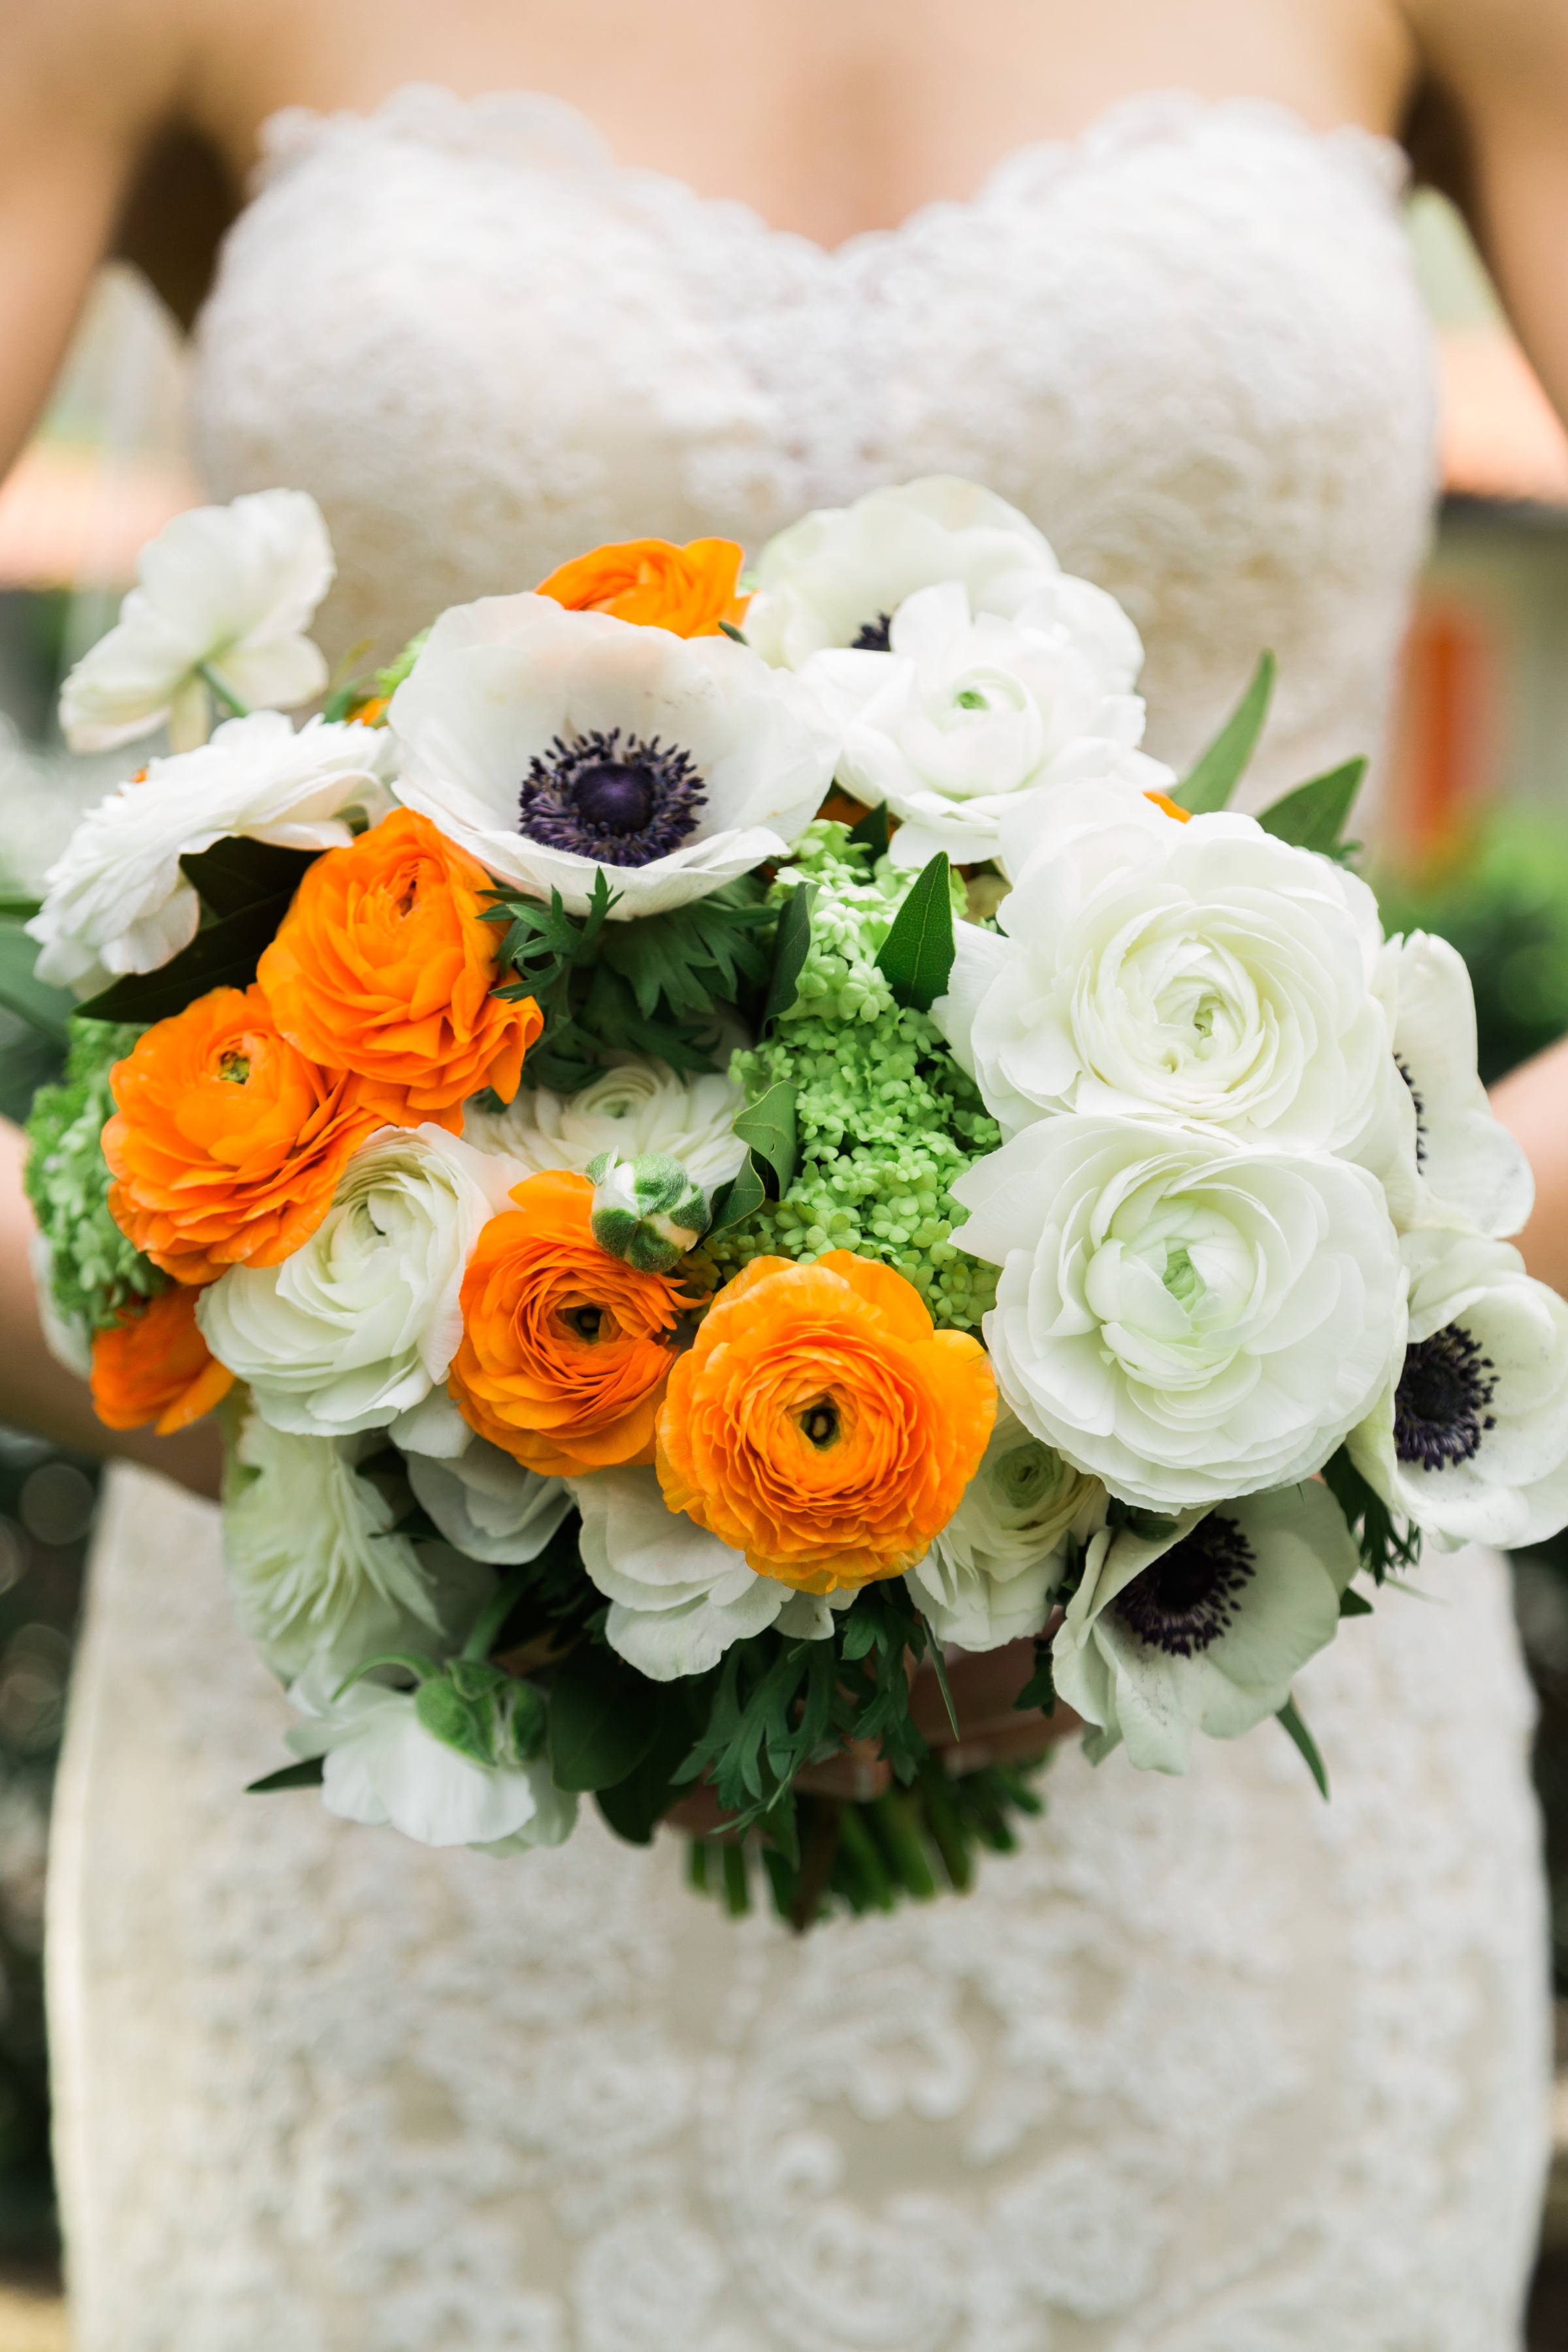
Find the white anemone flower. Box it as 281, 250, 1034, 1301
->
199, 1126, 521, 1443
1052, 1480, 1357, 1774
744, 475, 1066, 669
221, 1419, 483, 1682
1373, 932, 1535, 1239
905, 1403, 1106, 1650
59, 488, 335, 753
574, 1467, 849, 1679
463, 1056, 747, 1191
27, 712, 390, 991
1348, 1224, 1568, 1550
405, 1435, 572, 1565
936, 785, 1389, 1151
802, 581, 1159, 871
285, 1673, 577, 1852
388, 593, 835, 920
951, 1114, 1403, 1511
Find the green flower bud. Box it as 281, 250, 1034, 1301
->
588, 1150, 711, 1275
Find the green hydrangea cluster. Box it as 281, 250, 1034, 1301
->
709, 823, 1002, 1330
24, 1021, 165, 1335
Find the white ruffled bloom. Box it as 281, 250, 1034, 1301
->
906, 1403, 1105, 1649
952, 1114, 1403, 1511
199, 1126, 521, 1443
802, 580, 1158, 871
406, 1435, 572, 1565
59, 488, 335, 753
574, 1467, 850, 1679
285, 1673, 576, 1852
1348, 1224, 1568, 1550
464, 1056, 747, 1190
389, 593, 835, 920
222, 1419, 486, 1682
937, 787, 1390, 1150
744, 475, 1064, 669
27, 713, 389, 990
1374, 932, 1535, 1238
1052, 1480, 1356, 1774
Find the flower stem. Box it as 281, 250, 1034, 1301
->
197, 661, 252, 719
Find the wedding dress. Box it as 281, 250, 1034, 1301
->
46, 87, 1551, 2351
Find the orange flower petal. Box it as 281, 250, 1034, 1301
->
91, 1284, 235, 1434
535, 538, 750, 638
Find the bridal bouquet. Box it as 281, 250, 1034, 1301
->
10, 476, 1568, 1927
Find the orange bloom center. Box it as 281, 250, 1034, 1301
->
448, 1170, 693, 1477
535, 538, 750, 638
103, 983, 381, 1284
257, 806, 542, 1134
656, 1250, 996, 1593
91, 1284, 234, 1436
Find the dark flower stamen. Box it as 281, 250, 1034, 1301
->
800, 1401, 840, 1448
518, 728, 707, 867
1113, 1514, 1255, 1658
1394, 1320, 1497, 1471
1396, 1056, 1428, 1168
850, 613, 894, 652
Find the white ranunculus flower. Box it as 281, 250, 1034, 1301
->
59, 488, 335, 754
905, 1403, 1106, 1650
574, 1467, 849, 1679
406, 1435, 572, 1565
199, 1126, 521, 1442
937, 786, 1389, 1150
743, 476, 1066, 670
1348, 1224, 1568, 1550
1052, 1480, 1356, 1774
285, 1673, 576, 1851
27, 712, 390, 991
222, 1419, 486, 1681
388, 593, 835, 920
1373, 932, 1535, 1239
952, 1115, 1403, 1511
463, 1056, 747, 1190
802, 581, 1160, 870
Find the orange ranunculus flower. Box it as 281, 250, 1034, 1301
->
448, 1170, 692, 1475
256, 808, 542, 1132
534, 537, 750, 638
656, 1250, 996, 1593
103, 985, 380, 1285
90, 1284, 235, 1435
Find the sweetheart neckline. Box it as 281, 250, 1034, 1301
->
253, 80, 1408, 260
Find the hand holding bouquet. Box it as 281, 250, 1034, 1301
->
12, 478, 1565, 1927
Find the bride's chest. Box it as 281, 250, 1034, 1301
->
189, 87, 1437, 793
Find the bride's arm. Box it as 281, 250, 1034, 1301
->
1405, 0, 1568, 1294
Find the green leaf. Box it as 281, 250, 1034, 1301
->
847, 801, 890, 860
416, 1674, 497, 1765
1012, 1638, 1058, 1717
734, 1080, 798, 1193
1320, 1445, 1421, 1584
180, 838, 318, 918
921, 1627, 960, 1742
763, 880, 816, 1030
1171, 650, 1275, 813
75, 895, 294, 1024
1276, 1694, 1330, 1800
596, 885, 772, 1019
1339, 1586, 1375, 1618
0, 926, 73, 1045
875, 853, 955, 1012
0, 897, 41, 923
717, 619, 749, 645
246, 1757, 325, 1793
706, 1151, 769, 1237
595, 1686, 706, 1846
1256, 759, 1367, 856
547, 1641, 661, 1791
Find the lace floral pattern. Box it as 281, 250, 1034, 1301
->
47, 87, 1546, 2350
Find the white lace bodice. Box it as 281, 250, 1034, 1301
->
50, 86, 1548, 2352
189, 86, 1437, 808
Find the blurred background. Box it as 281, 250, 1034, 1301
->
3, 193, 1568, 2345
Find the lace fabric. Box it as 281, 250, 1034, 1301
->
48, 85, 1548, 2349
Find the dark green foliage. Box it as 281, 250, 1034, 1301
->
874, 853, 956, 1012
178, 837, 317, 918
1171, 649, 1275, 813
761, 879, 815, 1031
0, 927, 72, 1047
1320, 1445, 1422, 1584
1256, 759, 1366, 860
1275, 1695, 1330, 1800
547, 1641, 662, 1792
847, 800, 890, 860
74, 836, 322, 1024
595, 1684, 710, 1844
708, 1079, 798, 1236
246, 1757, 326, 1793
